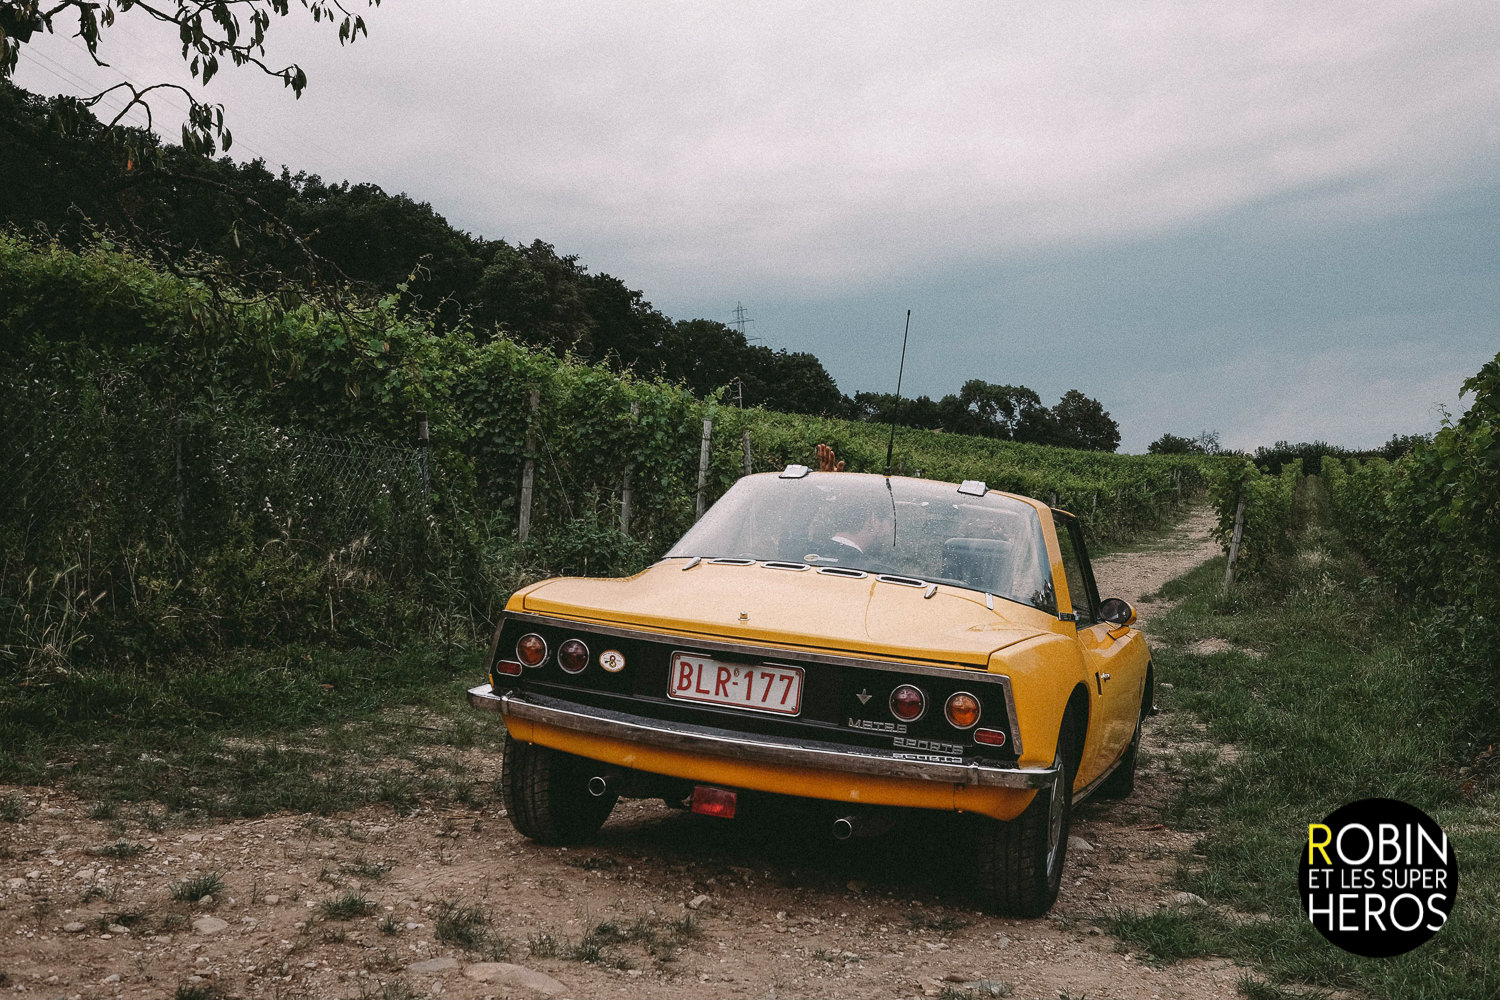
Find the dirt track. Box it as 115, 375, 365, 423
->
0, 511, 1233, 1000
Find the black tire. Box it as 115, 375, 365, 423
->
974, 709, 1076, 917
501, 733, 618, 845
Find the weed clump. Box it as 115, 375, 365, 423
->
319, 891, 376, 920
169, 872, 225, 902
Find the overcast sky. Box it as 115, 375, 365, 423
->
16, 1, 1499, 451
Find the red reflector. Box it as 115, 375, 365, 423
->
973, 727, 1007, 747
690, 785, 738, 819
494, 659, 523, 677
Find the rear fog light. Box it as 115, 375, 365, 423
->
973, 727, 1007, 747
494, 659, 523, 677
690, 785, 738, 819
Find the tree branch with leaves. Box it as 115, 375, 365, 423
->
0, 0, 378, 155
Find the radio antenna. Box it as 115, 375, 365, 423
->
884, 309, 911, 476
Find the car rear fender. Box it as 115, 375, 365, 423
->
988, 632, 1090, 771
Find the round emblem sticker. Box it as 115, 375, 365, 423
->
1299, 797, 1457, 957
598, 649, 626, 673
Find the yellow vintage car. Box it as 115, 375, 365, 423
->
469, 466, 1152, 916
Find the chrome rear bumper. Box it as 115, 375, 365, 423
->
468, 685, 1057, 790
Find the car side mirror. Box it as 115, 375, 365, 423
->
1099, 597, 1136, 628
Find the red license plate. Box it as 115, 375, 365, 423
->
667, 653, 804, 716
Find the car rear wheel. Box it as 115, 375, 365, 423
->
501, 733, 618, 845
973, 709, 1076, 917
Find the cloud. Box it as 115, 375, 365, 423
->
11, 1, 1498, 451
18, 2, 1499, 295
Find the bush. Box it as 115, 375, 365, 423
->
1208, 460, 1299, 580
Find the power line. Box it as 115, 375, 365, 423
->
730, 301, 755, 335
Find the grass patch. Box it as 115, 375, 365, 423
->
1103, 908, 1234, 965
562, 914, 700, 966
87, 840, 148, 858
376, 979, 420, 1000
343, 857, 395, 880
433, 898, 512, 959
904, 911, 969, 934
319, 891, 376, 920
0, 644, 500, 818
169, 872, 224, 902
107, 907, 150, 929
1130, 492, 1500, 1000
528, 931, 561, 958
172, 985, 226, 1000
85, 800, 119, 820
433, 899, 488, 948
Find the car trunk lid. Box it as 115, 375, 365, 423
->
519, 560, 1049, 667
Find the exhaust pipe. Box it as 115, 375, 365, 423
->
832, 815, 857, 841
587, 775, 610, 798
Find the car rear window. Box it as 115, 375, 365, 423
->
666, 473, 1056, 613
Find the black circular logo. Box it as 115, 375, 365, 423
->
1299, 798, 1457, 957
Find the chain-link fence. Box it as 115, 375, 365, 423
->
1, 400, 438, 672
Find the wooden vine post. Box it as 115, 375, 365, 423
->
695, 417, 713, 520
742, 428, 753, 478
1223, 496, 1247, 589
518, 389, 540, 543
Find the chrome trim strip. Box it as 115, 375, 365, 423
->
469, 686, 1057, 790
498, 610, 1026, 755
504, 610, 993, 681
1001, 675, 1023, 756
470, 685, 504, 712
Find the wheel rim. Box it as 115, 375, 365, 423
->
1045, 751, 1066, 875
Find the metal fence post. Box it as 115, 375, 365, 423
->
620, 401, 638, 535
173, 416, 186, 528
518, 389, 540, 543
416, 411, 430, 503
695, 417, 713, 521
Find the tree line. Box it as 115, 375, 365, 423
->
0, 80, 1123, 450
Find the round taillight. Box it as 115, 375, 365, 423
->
558, 638, 589, 674
945, 692, 981, 729
889, 684, 926, 722
516, 633, 548, 667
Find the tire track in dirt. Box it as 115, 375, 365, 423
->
0, 510, 1237, 1000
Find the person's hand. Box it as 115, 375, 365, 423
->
816, 443, 845, 472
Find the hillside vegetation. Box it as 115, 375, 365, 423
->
1, 79, 1120, 449
0, 235, 1212, 674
